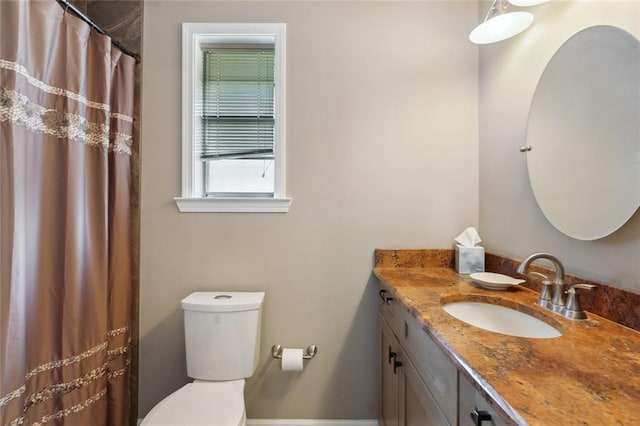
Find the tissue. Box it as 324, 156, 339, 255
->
454, 227, 482, 247
454, 227, 484, 274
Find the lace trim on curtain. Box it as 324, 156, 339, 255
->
0, 328, 131, 424
9, 389, 107, 426
0, 340, 106, 409
0, 59, 134, 123
0, 88, 132, 155
20, 339, 131, 411
108, 357, 133, 380
23, 364, 109, 411
108, 326, 129, 337
24, 342, 109, 381
0, 388, 26, 408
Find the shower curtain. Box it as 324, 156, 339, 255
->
0, 0, 135, 424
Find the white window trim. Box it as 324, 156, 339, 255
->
175, 23, 291, 213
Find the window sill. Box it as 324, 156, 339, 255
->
174, 197, 292, 213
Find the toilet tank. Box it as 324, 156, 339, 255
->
181, 292, 265, 380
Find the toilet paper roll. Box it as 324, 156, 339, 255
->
281, 348, 304, 371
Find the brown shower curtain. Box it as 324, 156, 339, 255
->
0, 0, 135, 424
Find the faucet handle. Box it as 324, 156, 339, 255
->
528, 272, 553, 309
562, 284, 596, 320
570, 283, 596, 291
527, 271, 549, 280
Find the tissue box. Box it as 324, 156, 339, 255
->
455, 245, 485, 274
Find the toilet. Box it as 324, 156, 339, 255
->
141, 291, 265, 426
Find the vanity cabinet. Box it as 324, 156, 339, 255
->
379, 284, 507, 426
379, 287, 450, 426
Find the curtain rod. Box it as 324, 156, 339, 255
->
55, 0, 141, 64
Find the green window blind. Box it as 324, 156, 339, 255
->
201, 47, 275, 160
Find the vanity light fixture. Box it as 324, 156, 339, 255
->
469, 0, 549, 45
508, 0, 549, 6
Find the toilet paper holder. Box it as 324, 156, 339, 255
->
271, 344, 318, 360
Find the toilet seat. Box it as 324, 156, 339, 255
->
141, 380, 246, 426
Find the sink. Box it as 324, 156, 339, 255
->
442, 301, 562, 339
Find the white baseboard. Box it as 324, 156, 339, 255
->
247, 421, 378, 426
138, 418, 378, 426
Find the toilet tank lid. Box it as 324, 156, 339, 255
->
182, 292, 265, 312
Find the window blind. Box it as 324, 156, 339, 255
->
201, 48, 275, 160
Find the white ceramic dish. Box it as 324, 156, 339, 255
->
469, 272, 525, 291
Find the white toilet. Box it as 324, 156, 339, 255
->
141, 291, 265, 426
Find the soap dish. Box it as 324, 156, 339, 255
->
470, 272, 525, 291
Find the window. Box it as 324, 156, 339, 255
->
202, 47, 275, 195
175, 23, 290, 213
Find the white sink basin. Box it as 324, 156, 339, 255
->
442, 301, 562, 339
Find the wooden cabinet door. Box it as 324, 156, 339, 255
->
380, 315, 399, 426
398, 347, 450, 426
401, 307, 457, 423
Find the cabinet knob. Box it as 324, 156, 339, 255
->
388, 346, 397, 364
379, 290, 394, 304
393, 360, 402, 374
470, 409, 492, 425
379, 289, 387, 301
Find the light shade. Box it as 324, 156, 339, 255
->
509, 0, 550, 6
469, 11, 534, 44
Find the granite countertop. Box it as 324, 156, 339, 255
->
374, 249, 640, 426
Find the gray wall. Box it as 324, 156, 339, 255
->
478, 1, 640, 291
140, 0, 478, 419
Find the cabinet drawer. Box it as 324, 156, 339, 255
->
401, 308, 458, 424
379, 283, 403, 338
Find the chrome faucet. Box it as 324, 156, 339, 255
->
516, 253, 566, 313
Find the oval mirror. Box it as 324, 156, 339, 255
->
526, 25, 640, 240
